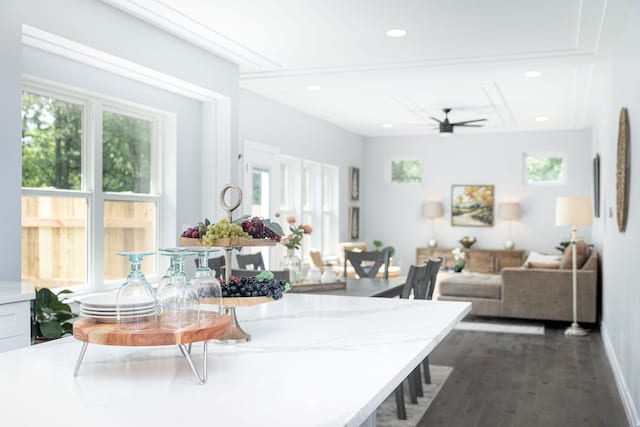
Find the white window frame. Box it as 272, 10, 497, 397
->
279, 156, 340, 262
523, 152, 567, 185
21, 81, 165, 292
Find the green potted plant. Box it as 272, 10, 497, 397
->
372, 240, 396, 259
31, 288, 77, 343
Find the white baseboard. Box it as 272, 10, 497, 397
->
601, 322, 640, 427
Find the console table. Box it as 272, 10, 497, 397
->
416, 247, 525, 274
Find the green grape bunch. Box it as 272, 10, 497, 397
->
203, 218, 249, 245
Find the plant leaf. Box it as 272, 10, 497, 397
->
40, 320, 63, 340
267, 221, 284, 236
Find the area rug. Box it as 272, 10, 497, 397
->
454, 317, 544, 335
376, 365, 452, 427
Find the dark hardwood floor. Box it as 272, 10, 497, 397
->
419, 324, 628, 427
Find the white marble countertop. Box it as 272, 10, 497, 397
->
0, 294, 469, 427
0, 281, 35, 304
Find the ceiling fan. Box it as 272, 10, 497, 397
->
430, 108, 487, 136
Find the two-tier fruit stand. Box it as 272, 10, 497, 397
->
180, 184, 277, 343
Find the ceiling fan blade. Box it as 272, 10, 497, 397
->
430, 117, 443, 124
451, 118, 487, 125
457, 124, 485, 127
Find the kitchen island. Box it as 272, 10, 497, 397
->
0, 293, 469, 427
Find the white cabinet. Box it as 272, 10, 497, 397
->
0, 282, 35, 353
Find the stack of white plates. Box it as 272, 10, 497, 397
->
80, 294, 156, 323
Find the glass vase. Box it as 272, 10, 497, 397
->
281, 247, 302, 283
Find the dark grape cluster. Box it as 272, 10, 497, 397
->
241, 217, 281, 242
221, 275, 287, 300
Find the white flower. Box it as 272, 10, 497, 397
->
452, 247, 466, 261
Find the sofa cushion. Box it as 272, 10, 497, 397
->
559, 241, 589, 269
440, 274, 502, 300
581, 253, 598, 271
523, 251, 562, 268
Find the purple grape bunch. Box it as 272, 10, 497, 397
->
241, 217, 282, 242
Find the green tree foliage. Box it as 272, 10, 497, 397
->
392, 160, 422, 183
21, 92, 152, 194
103, 111, 152, 193
22, 92, 82, 189
526, 156, 563, 183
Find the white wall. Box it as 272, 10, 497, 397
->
591, 0, 640, 424
0, 0, 240, 284
239, 89, 365, 243
0, 2, 22, 280
362, 130, 592, 271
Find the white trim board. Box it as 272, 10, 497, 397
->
601, 322, 640, 427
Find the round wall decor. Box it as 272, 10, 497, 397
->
616, 107, 629, 233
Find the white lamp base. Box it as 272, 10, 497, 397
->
564, 323, 588, 337
504, 240, 515, 250
428, 239, 438, 248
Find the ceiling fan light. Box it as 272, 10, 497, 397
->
439, 131, 453, 138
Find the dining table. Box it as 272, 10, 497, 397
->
290, 276, 407, 298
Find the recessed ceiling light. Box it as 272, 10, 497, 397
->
306, 85, 321, 91
524, 70, 542, 78
386, 29, 407, 38
535, 116, 549, 122
382, 123, 393, 128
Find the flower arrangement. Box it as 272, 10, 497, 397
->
281, 216, 313, 250
459, 236, 476, 249
451, 247, 466, 272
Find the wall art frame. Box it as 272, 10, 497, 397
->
349, 166, 360, 202
451, 185, 495, 227
616, 107, 629, 232
349, 206, 360, 240
593, 154, 600, 218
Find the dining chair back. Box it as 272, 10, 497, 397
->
194, 255, 226, 278
415, 257, 443, 300
400, 263, 429, 299
236, 253, 266, 270
344, 250, 390, 279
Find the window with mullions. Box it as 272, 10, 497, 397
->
21, 87, 161, 289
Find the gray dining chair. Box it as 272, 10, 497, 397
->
394, 262, 429, 419
236, 253, 266, 270
194, 255, 226, 278
344, 250, 389, 279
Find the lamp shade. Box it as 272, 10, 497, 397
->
422, 201, 444, 219
498, 202, 522, 220
555, 197, 593, 226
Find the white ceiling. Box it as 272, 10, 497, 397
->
103, 0, 609, 137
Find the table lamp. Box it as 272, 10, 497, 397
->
498, 202, 522, 250
422, 202, 444, 248
555, 196, 592, 337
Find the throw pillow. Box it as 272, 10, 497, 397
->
523, 251, 563, 268
559, 241, 589, 269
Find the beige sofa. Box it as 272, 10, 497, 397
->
438, 251, 598, 323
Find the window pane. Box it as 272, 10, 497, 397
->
392, 160, 423, 183
525, 155, 564, 183
104, 200, 156, 281
21, 92, 82, 190
103, 111, 152, 193
22, 196, 87, 288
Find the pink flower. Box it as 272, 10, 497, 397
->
302, 224, 313, 234
287, 216, 296, 224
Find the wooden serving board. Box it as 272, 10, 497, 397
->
73, 313, 232, 346
289, 281, 346, 293
179, 236, 276, 248
200, 296, 275, 307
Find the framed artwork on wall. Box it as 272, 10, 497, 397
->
451, 185, 495, 227
593, 154, 600, 218
349, 166, 360, 201
616, 107, 629, 232
349, 206, 360, 240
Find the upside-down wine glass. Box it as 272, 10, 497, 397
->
116, 251, 157, 331
158, 249, 199, 330
190, 247, 223, 320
